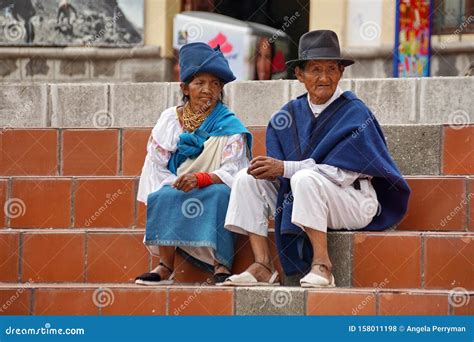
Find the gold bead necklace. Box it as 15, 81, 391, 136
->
182, 102, 212, 132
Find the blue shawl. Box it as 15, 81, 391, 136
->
168, 101, 252, 174
266, 91, 411, 275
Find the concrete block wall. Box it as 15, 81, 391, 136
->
0, 77, 472, 128
0, 47, 170, 83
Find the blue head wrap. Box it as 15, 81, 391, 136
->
179, 42, 236, 84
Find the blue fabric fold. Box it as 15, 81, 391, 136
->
145, 184, 235, 269
168, 101, 252, 174
266, 91, 411, 276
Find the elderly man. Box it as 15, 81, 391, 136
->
222, 30, 411, 287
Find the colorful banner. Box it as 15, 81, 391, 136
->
394, 0, 432, 77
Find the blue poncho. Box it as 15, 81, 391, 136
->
266, 91, 411, 275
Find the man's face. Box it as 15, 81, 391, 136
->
295, 60, 344, 105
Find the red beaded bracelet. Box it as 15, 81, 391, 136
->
194, 172, 213, 188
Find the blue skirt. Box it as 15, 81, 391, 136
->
145, 184, 235, 269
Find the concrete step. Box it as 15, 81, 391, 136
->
1, 125, 473, 177
1, 175, 472, 231
1, 229, 473, 291
0, 283, 472, 315
0, 77, 473, 128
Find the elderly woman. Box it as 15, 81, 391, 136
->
135, 42, 252, 285
222, 30, 410, 287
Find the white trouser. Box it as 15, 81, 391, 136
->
225, 168, 378, 236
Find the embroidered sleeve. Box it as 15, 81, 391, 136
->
137, 110, 180, 204
211, 134, 249, 188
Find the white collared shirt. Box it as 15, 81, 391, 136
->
307, 86, 343, 116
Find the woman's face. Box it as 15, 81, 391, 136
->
181, 73, 223, 111
256, 38, 273, 80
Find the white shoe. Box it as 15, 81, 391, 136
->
300, 271, 335, 288
218, 270, 280, 286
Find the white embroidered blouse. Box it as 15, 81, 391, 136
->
137, 106, 249, 204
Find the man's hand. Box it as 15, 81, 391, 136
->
248, 156, 284, 180
173, 174, 198, 192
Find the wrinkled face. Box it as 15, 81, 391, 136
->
256, 38, 273, 80
295, 60, 344, 105
181, 72, 223, 111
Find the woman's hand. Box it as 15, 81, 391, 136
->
173, 174, 198, 192
247, 156, 284, 180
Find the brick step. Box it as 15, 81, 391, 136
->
0, 125, 473, 177
1, 230, 473, 291
1, 176, 472, 231
0, 283, 472, 316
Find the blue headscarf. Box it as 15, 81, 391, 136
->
168, 101, 252, 174
179, 42, 236, 84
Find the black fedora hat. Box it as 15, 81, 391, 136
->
286, 30, 354, 68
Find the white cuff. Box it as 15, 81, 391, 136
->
283, 159, 317, 178
161, 174, 178, 187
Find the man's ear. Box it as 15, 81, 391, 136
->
339, 64, 345, 77
294, 66, 304, 83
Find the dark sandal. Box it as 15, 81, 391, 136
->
135, 262, 175, 286
213, 264, 231, 284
